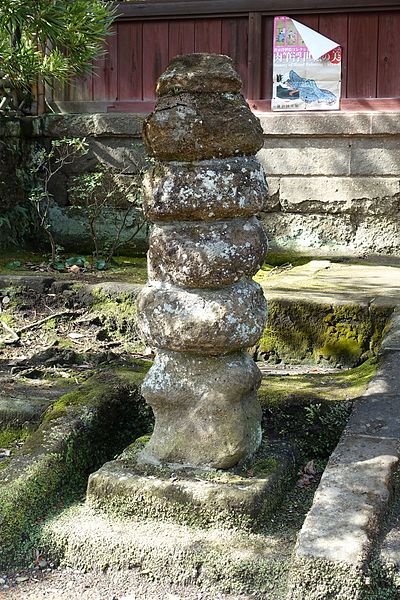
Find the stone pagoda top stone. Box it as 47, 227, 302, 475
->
156, 52, 242, 96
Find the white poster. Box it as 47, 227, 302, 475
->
272, 16, 342, 111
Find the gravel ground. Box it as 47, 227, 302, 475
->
0, 567, 259, 600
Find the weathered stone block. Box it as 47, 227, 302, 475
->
139, 350, 262, 468
40, 503, 291, 596
137, 279, 267, 354
86, 436, 295, 529
61, 138, 146, 175
277, 176, 400, 215
148, 217, 268, 288
371, 112, 400, 135
156, 53, 242, 96
257, 139, 351, 176
48, 204, 148, 253
143, 156, 268, 221
143, 92, 264, 161
380, 310, 400, 353
40, 113, 144, 139
289, 435, 398, 593
354, 215, 400, 255
351, 139, 400, 176
262, 212, 356, 254
258, 111, 372, 137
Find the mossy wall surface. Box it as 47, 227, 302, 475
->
257, 300, 391, 367
0, 365, 152, 567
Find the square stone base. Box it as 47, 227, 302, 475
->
87, 438, 296, 531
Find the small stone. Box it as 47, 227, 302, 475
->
156, 53, 242, 96
137, 278, 267, 354
143, 93, 264, 161
0, 578, 6, 585
148, 216, 268, 288
143, 156, 268, 222
15, 576, 29, 583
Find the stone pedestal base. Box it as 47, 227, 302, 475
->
87, 438, 295, 532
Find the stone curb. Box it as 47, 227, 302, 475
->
286, 308, 400, 600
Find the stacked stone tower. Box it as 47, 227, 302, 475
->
137, 53, 268, 469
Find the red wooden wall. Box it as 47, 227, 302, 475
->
56, 10, 400, 111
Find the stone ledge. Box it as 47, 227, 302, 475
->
39, 113, 145, 139
380, 310, 400, 353
258, 112, 400, 137
39, 503, 291, 597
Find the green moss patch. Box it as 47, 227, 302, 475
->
257, 300, 391, 367
89, 288, 144, 351
259, 358, 377, 459
0, 365, 153, 568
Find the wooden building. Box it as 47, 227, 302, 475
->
52, 0, 400, 113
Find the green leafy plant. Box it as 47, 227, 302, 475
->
29, 137, 89, 266
0, 0, 115, 112
69, 167, 148, 267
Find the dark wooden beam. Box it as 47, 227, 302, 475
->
115, 0, 400, 20
247, 13, 262, 100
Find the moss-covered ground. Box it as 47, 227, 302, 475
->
260, 358, 377, 459
0, 252, 148, 284
0, 364, 153, 568
0, 253, 397, 596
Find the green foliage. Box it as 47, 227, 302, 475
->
0, 0, 115, 108
28, 137, 89, 264
0, 204, 33, 249
69, 166, 148, 264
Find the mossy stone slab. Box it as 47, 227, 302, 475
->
87, 439, 296, 532
255, 261, 397, 366
0, 396, 51, 426
39, 503, 291, 597
0, 368, 152, 568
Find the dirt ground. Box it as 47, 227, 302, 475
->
0, 567, 259, 600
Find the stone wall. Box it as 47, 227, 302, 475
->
38, 111, 399, 257
1, 111, 399, 257
0, 118, 27, 249
257, 112, 400, 257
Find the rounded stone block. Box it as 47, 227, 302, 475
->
156, 53, 242, 96
143, 93, 264, 161
148, 217, 268, 288
140, 350, 262, 468
137, 279, 267, 354
143, 157, 268, 222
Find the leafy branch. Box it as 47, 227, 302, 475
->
29, 137, 89, 265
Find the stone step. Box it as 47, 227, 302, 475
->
39, 503, 291, 598
86, 437, 296, 532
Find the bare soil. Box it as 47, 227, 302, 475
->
0, 567, 257, 600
